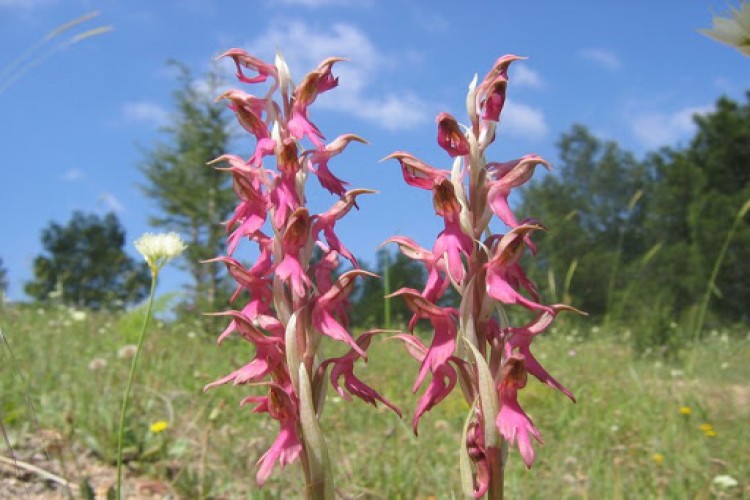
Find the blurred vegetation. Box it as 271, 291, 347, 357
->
521, 92, 750, 355
23, 211, 150, 310
138, 62, 236, 314
1, 305, 747, 497
0, 257, 8, 306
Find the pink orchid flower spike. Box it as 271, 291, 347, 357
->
384, 54, 581, 498
207, 50, 392, 496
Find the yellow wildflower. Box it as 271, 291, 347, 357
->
699, 423, 714, 432
678, 406, 692, 415
150, 420, 169, 433
651, 453, 665, 465
704, 429, 717, 438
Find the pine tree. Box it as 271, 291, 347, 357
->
139, 62, 235, 311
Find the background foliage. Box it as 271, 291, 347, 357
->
520, 92, 750, 353
23, 211, 149, 310
138, 62, 236, 313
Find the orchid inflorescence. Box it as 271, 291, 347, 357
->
204, 49, 399, 495
204, 46, 581, 499
383, 55, 584, 497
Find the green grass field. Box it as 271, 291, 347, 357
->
1, 304, 748, 498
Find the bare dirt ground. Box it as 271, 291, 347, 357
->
0, 429, 175, 499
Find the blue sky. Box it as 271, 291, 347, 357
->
1, 0, 749, 302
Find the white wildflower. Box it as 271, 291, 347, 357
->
712, 474, 739, 489
88, 358, 108, 371
118, 344, 138, 360
134, 232, 187, 274
70, 310, 87, 322
700, 1, 750, 56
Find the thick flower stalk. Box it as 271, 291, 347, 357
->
385, 56, 584, 498
205, 50, 398, 498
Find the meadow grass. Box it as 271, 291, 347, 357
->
1, 305, 748, 498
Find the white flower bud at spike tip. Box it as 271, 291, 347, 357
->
134, 232, 187, 274
271, 120, 282, 154
466, 74, 478, 129
275, 51, 293, 97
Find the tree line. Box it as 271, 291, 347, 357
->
519, 94, 749, 350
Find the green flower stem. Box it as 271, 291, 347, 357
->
115, 273, 158, 499
690, 199, 749, 373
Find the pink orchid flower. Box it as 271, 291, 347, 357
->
318, 330, 402, 416
485, 224, 551, 313
437, 112, 470, 157
389, 332, 460, 433
239, 384, 302, 485
306, 133, 368, 197
274, 208, 312, 298
220, 48, 278, 88
385, 236, 450, 302
383, 151, 451, 190
288, 57, 344, 148
486, 155, 550, 231
432, 177, 473, 285
496, 354, 542, 468
475, 55, 525, 122
312, 188, 375, 266
312, 270, 377, 358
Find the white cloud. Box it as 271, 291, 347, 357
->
341, 91, 430, 131
244, 20, 430, 131
61, 168, 85, 181
630, 105, 712, 149
580, 48, 622, 70
247, 21, 383, 80
98, 192, 124, 213
501, 101, 549, 140
512, 65, 543, 89
122, 101, 169, 127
